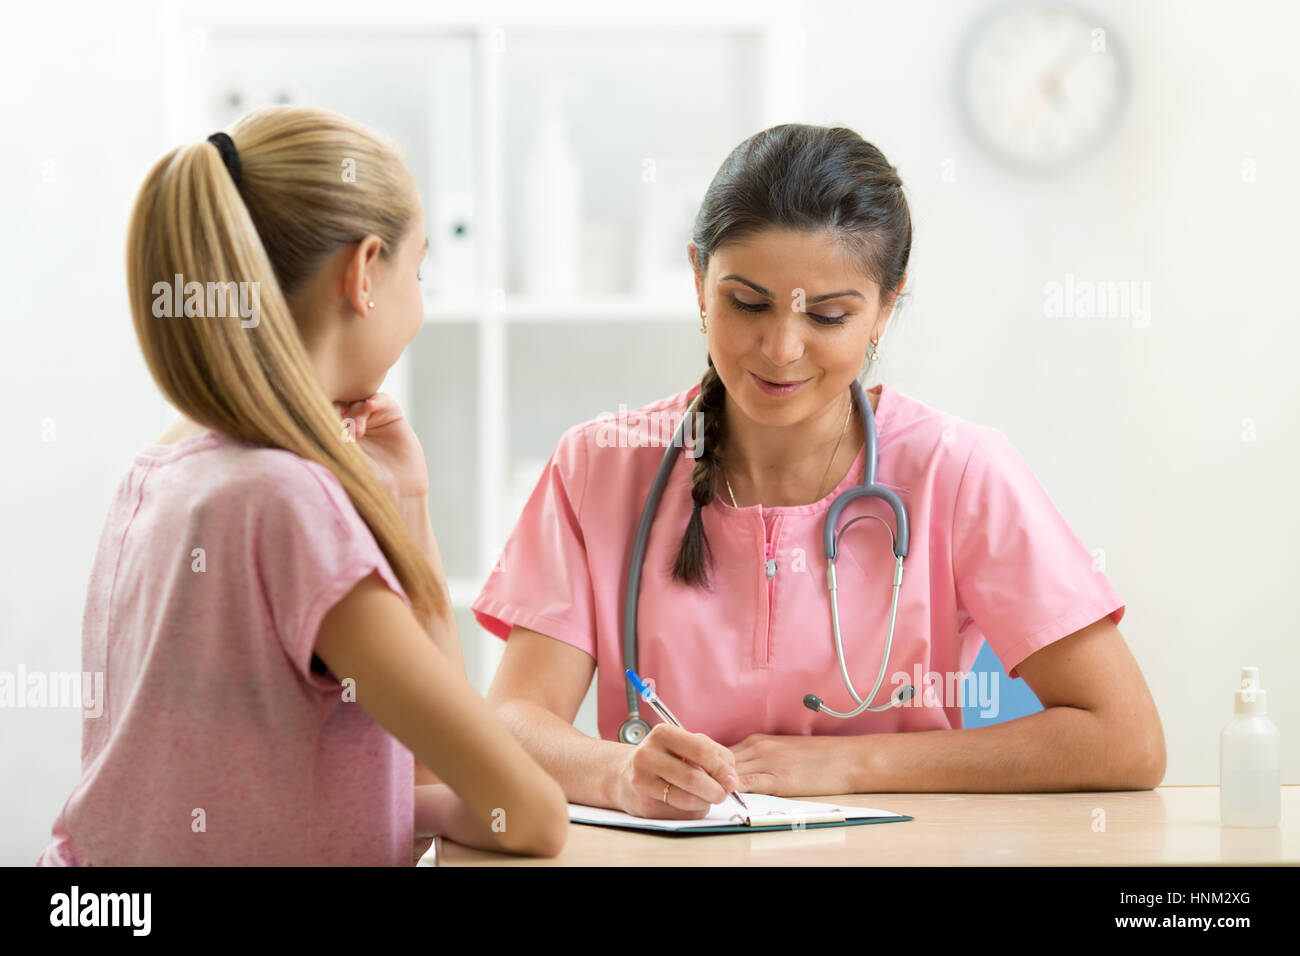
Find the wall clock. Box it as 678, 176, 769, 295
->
955, 1, 1132, 173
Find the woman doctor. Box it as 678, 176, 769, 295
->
473, 124, 1165, 820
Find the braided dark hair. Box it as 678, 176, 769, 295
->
669, 355, 727, 588
670, 124, 912, 589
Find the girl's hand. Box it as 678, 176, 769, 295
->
332, 393, 429, 501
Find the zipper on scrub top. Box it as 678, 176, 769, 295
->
760, 516, 780, 665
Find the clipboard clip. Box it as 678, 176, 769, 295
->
729, 810, 848, 828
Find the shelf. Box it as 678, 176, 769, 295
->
422, 299, 482, 322
189, 12, 788, 695
424, 293, 696, 323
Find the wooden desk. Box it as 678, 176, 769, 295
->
425, 786, 1298, 866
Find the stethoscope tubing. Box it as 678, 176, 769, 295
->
620, 393, 699, 733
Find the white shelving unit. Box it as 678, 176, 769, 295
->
179, 8, 800, 710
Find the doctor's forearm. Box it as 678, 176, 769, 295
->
492, 699, 628, 808
854, 705, 1162, 793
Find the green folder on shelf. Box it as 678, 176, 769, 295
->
567, 793, 912, 835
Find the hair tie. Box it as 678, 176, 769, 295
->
207, 131, 242, 185
693, 503, 702, 514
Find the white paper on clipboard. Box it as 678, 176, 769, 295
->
567, 793, 906, 830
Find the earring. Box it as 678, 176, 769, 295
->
368, 301, 375, 308
699, 309, 707, 333
869, 338, 880, 362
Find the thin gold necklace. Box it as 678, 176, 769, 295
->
723, 392, 854, 507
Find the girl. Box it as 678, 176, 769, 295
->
37, 105, 568, 865
474, 124, 1165, 819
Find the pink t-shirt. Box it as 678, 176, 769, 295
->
37, 430, 414, 866
473, 382, 1125, 744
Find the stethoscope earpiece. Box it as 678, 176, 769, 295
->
805, 683, 915, 715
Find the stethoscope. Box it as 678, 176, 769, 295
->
618, 378, 914, 744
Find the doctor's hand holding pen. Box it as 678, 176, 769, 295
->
612, 722, 744, 819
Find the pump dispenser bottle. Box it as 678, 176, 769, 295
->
1220, 666, 1280, 827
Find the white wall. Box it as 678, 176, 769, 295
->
2, 0, 1296, 866
1, 0, 192, 866
797, 0, 1299, 792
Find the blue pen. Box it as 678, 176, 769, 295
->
625, 669, 749, 813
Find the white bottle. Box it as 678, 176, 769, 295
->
1219, 666, 1280, 827
520, 83, 581, 297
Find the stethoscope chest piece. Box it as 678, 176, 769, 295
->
618, 717, 651, 744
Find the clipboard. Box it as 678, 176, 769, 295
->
568, 793, 913, 835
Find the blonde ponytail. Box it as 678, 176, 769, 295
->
125, 105, 445, 628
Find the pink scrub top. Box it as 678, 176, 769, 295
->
472, 382, 1125, 745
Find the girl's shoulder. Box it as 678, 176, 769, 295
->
134, 432, 359, 534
